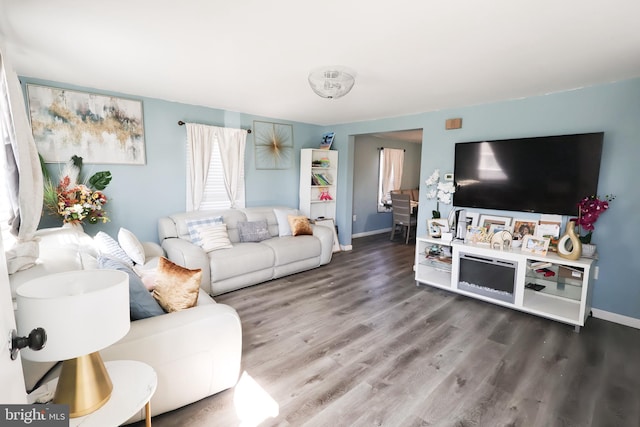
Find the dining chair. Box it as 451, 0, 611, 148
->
390, 192, 417, 244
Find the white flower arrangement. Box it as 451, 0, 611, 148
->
425, 169, 455, 218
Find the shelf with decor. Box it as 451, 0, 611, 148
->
300, 148, 338, 220
415, 236, 454, 289
416, 238, 596, 332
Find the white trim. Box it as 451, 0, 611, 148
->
340, 245, 353, 251
352, 228, 392, 239
592, 309, 640, 329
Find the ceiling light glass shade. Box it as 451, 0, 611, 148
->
308, 67, 355, 99
16, 269, 130, 362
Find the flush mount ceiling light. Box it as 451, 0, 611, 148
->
308, 66, 356, 99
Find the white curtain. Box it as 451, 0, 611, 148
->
185, 123, 215, 211
382, 148, 404, 201
0, 48, 43, 274
185, 123, 247, 211
214, 127, 247, 209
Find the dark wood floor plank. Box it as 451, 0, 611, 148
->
133, 234, 640, 427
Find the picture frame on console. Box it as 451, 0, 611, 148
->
488, 224, 514, 235
428, 219, 449, 238
521, 235, 550, 256
465, 225, 490, 245
513, 219, 538, 240
465, 212, 479, 227
479, 215, 512, 231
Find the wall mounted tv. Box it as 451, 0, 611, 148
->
453, 132, 604, 216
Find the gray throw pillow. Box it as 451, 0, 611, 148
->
237, 220, 271, 242
97, 255, 165, 320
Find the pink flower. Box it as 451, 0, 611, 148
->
576, 194, 614, 235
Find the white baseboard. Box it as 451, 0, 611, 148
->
352, 228, 392, 239
592, 308, 640, 329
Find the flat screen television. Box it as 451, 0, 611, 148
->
453, 132, 604, 215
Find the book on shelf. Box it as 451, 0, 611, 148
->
312, 173, 331, 186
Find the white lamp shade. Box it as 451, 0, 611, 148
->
16, 270, 130, 362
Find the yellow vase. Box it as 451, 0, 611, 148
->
557, 220, 582, 260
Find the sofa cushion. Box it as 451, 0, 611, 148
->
153, 257, 202, 312
273, 208, 299, 236
118, 227, 146, 265
97, 255, 165, 320
237, 220, 271, 242
208, 243, 274, 282
95, 231, 133, 267
199, 223, 233, 252
288, 215, 313, 236
261, 235, 321, 266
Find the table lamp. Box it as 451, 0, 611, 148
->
16, 270, 130, 417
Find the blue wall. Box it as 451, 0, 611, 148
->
330, 78, 640, 320
24, 78, 322, 243
23, 76, 640, 320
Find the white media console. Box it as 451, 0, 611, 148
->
415, 236, 596, 332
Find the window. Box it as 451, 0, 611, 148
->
186, 136, 245, 210
377, 148, 404, 212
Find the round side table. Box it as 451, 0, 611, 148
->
29, 360, 157, 427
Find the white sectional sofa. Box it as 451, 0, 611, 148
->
9, 226, 242, 424
158, 206, 334, 296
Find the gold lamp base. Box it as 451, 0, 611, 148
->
54, 352, 113, 418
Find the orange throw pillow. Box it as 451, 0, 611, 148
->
153, 257, 202, 312
287, 215, 313, 236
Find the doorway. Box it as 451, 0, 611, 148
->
352, 129, 423, 239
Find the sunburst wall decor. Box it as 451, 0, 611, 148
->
254, 121, 294, 169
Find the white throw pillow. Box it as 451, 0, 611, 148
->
94, 231, 133, 267
198, 224, 233, 252
185, 216, 224, 246
273, 208, 299, 237
118, 227, 146, 265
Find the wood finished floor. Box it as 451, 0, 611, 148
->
135, 233, 640, 427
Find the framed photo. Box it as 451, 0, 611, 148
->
488, 223, 514, 235
478, 215, 512, 231
466, 212, 479, 227
465, 225, 491, 245
535, 220, 561, 239
521, 235, 550, 256
320, 132, 335, 150
254, 121, 294, 169
26, 84, 146, 164
428, 219, 449, 238
513, 219, 538, 240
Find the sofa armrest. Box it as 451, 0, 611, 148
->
100, 296, 242, 418
105, 297, 239, 358
161, 237, 212, 294
312, 224, 333, 265
142, 241, 164, 259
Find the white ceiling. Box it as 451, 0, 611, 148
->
2, 1, 640, 126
